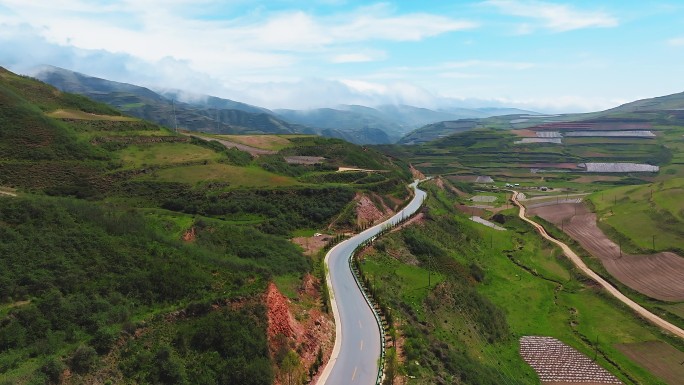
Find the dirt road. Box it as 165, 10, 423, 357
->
511, 191, 684, 340
528, 203, 684, 302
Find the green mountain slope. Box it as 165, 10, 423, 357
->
34, 66, 396, 144
606, 91, 684, 113
34, 65, 308, 135
392, 90, 684, 183
0, 66, 411, 384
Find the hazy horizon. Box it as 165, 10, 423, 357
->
2, 1, 683, 113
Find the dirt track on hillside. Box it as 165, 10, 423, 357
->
511, 192, 684, 339
528, 203, 684, 302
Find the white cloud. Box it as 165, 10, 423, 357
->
330, 50, 386, 63
484, 0, 618, 32
438, 72, 484, 79
439, 94, 626, 114
439, 60, 535, 70
667, 36, 684, 46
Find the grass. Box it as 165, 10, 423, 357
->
663, 303, 684, 319
361, 254, 445, 321
141, 163, 301, 187
357, 179, 677, 384
116, 142, 222, 168
588, 178, 684, 252
46, 108, 138, 121
274, 273, 302, 300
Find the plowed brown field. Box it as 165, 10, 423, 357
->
528, 203, 684, 302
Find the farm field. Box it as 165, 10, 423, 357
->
141, 163, 301, 187
615, 341, 684, 385
46, 108, 138, 121
116, 142, 223, 168
588, 178, 684, 252
528, 203, 684, 302
212, 134, 297, 151
520, 336, 621, 384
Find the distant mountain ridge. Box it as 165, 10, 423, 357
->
33, 65, 540, 144
397, 92, 684, 145
605, 90, 684, 113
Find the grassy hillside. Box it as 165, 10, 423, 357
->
587, 178, 684, 254
357, 179, 681, 384
387, 120, 681, 188
0, 66, 411, 384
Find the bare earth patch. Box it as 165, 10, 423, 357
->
615, 341, 684, 385
267, 280, 334, 385
291, 234, 332, 256
409, 164, 425, 180
390, 212, 425, 233
187, 133, 276, 156
219, 135, 292, 151
284, 156, 325, 165
355, 192, 393, 227
520, 336, 622, 384
528, 203, 684, 301
47, 108, 137, 121
511, 128, 537, 137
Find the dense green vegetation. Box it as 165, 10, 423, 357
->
0, 196, 299, 384
0, 67, 412, 384
358, 179, 678, 384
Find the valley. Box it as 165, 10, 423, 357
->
1, 63, 683, 385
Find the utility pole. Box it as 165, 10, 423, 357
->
427, 254, 431, 288
652, 235, 655, 251
619, 239, 622, 259
593, 335, 598, 361
172, 99, 178, 132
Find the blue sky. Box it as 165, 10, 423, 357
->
1, 0, 683, 112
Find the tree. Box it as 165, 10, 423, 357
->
280, 350, 302, 385
383, 348, 398, 385
69, 345, 98, 374
41, 358, 65, 384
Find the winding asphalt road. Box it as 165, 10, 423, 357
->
511, 191, 684, 340
317, 180, 427, 385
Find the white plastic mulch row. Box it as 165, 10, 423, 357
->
515, 138, 563, 144
581, 163, 659, 173
520, 336, 622, 384
564, 130, 655, 137
469, 216, 506, 231
470, 195, 497, 203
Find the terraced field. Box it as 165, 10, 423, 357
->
46, 108, 138, 121
528, 203, 684, 301
588, 178, 684, 252
117, 142, 223, 168
142, 163, 300, 186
